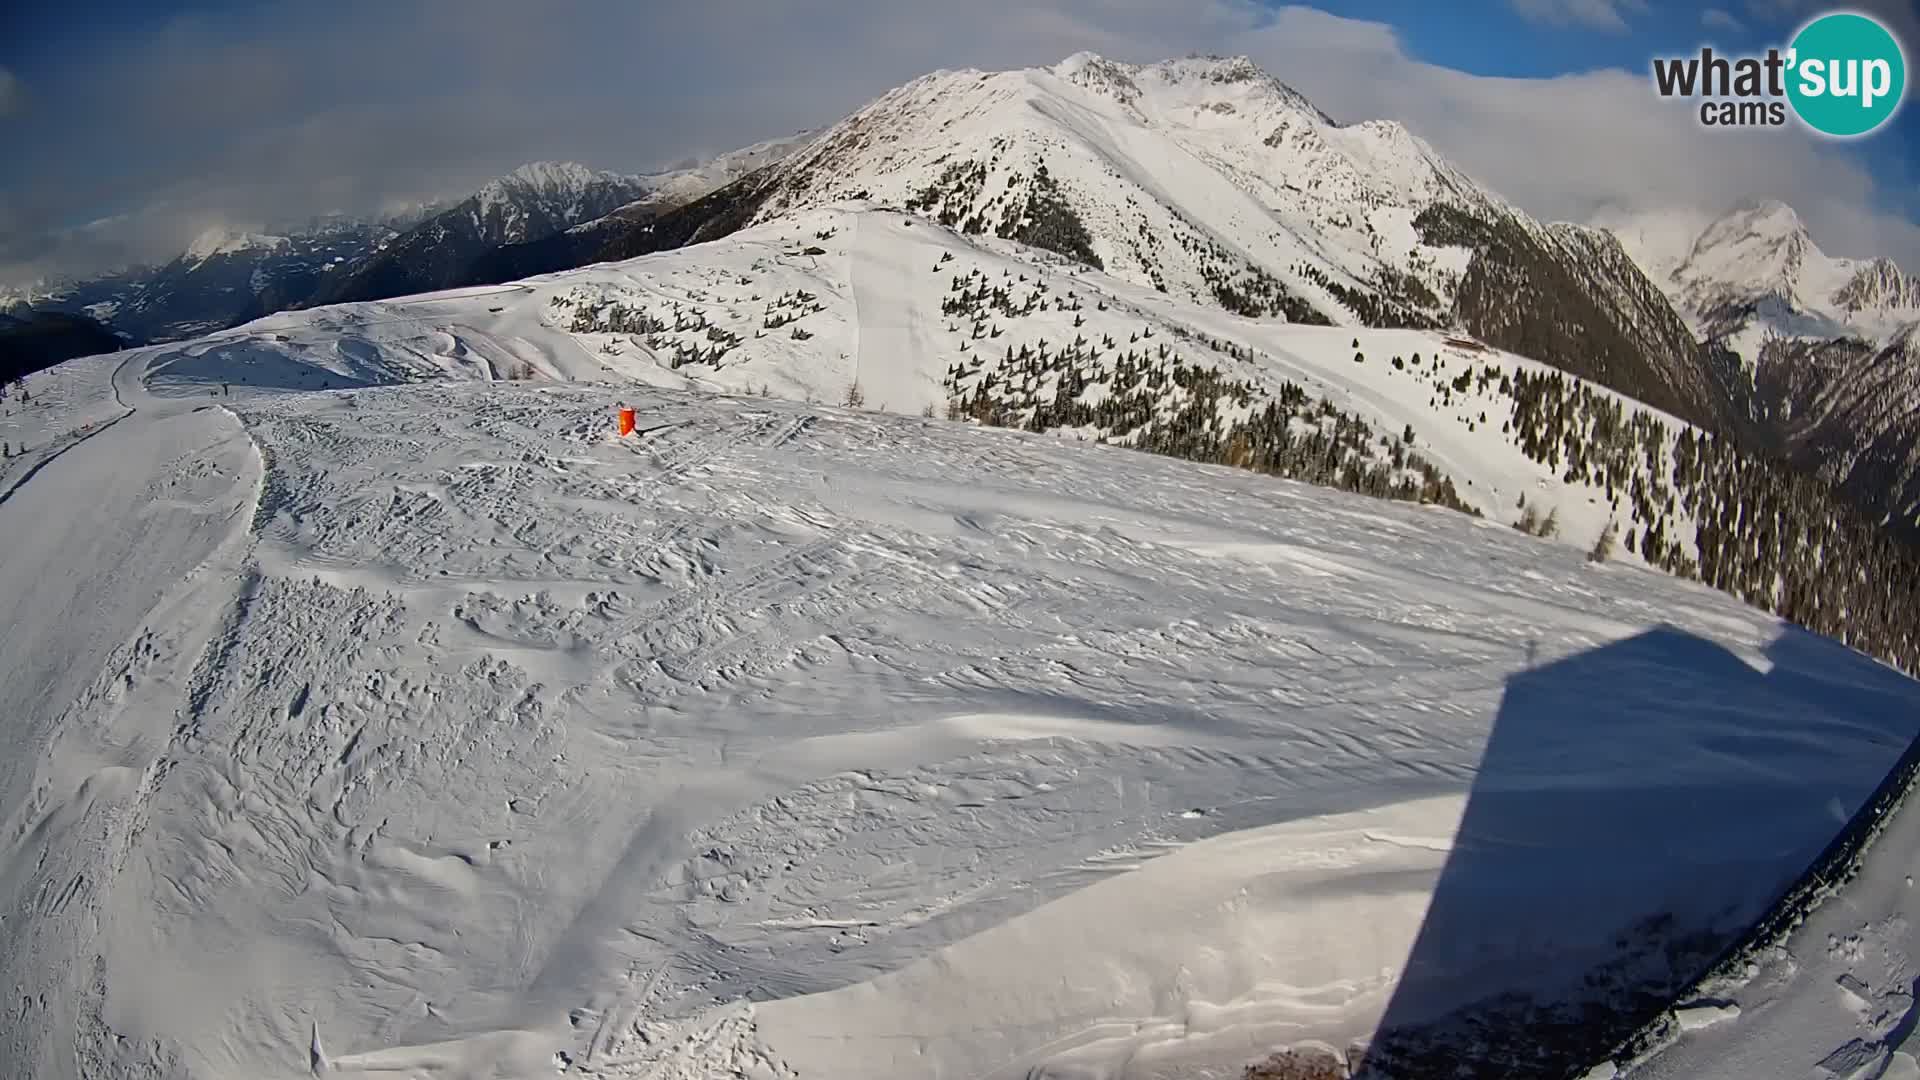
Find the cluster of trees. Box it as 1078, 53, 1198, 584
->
1412, 204, 1714, 429
999, 164, 1104, 270
1170, 228, 1327, 324
906, 158, 1105, 270
943, 334, 1473, 514
1288, 261, 1440, 330
901, 170, 1920, 675
553, 287, 820, 371
1751, 332, 1920, 544
905, 160, 993, 231
1501, 365, 1920, 671
934, 260, 1920, 670
1370, 265, 1444, 317
940, 266, 1069, 322
1672, 427, 1920, 667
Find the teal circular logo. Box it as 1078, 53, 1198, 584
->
1787, 12, 1907, 137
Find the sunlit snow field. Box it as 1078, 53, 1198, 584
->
1, 335, 1915, 1080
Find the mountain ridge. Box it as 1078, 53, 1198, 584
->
1600, 197, 1920, 536
522, 52, 1731, 430
0, 142, 820, 349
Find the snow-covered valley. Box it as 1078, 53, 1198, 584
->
4, 309, 1920, 1078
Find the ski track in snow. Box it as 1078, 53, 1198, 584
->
4, 211, 1920, 1077
1, 349, 1916, 1079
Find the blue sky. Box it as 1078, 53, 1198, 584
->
1341, 0, 1918, 203
1, 0, 1916, 279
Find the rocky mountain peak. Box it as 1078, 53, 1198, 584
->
1834, 257, 1920, 315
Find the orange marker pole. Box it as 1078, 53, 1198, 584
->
617, 407, 636, 436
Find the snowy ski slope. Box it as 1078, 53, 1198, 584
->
1, 330, 1917, 1078
134, 205, 1705, 573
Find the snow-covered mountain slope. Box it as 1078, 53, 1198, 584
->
4, 333, 1918, 1080
1, 219, 399, 345
1600, 198, 1920, 538
555, 54, 1725, 429
1602, 197, 1920, 365
469, 132, 822, 286
133, 202, 1920, 675
182, 227, 290, 264
307, 164, 658, 307
629, 130, 818, 212
752, 50, 1493, 317
1, 139, 820, 353
309, 140, 827, 312
1756, 326, 1920, 535
167, 205, 1678, 563
471, 162, 654, 243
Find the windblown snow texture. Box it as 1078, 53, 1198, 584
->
0, 330, 1916, 1079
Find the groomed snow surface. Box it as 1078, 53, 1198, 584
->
149, 204, 1706, 577
3, 334, 1919, 1080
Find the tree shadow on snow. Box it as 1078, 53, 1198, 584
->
1355, 624, 1920, 1079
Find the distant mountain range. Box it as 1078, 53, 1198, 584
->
1597, 199, 1920, 535
0, 134, 818, 349
1, 217, 401, 344
8, 52, 1920, 551
474, 53, 1739, 433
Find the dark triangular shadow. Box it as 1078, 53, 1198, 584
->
1356, 624, 1920, 1079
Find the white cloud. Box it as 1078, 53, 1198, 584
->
1508, 0, 1649, 33
0, 0, 1914, 282
1702, 8, 1745, 31
1225, 6, 1920, 267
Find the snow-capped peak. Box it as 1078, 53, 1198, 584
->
1049, 53, 1331, 124
1834, 257, 1920, 315
737, 49, 1535, 339
1718, 196, 1806, 238
184, 227, 289, 263
463, 161, 654, 244
1050, 51, 1146, 104
1673, 197, 1818, 308
1887, 318, 1920, 350
1050, 50, 1109, 79
479, 161, 637, 203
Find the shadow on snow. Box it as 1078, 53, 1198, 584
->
1357, 624, 1920, 1079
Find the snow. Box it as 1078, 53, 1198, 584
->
1599, 198, 1920, 368
2, 318, 1918, 1078
467, 163, 652, 243
1671, 1002, 1741, 1032
753, 797, 1455, 1079
360, 205, 1703, 565
4, 52, 1919, 1076
1587, 204, 1717, 292
1620, 767, 1920, 1079
634, 131, 817, 210
184, 226, 291, 263
505, 161, 618, 192
52, 201, 1706, 583
0, 351, 129, 493
476, 163, 642, 218
750, 53, 1506, 322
